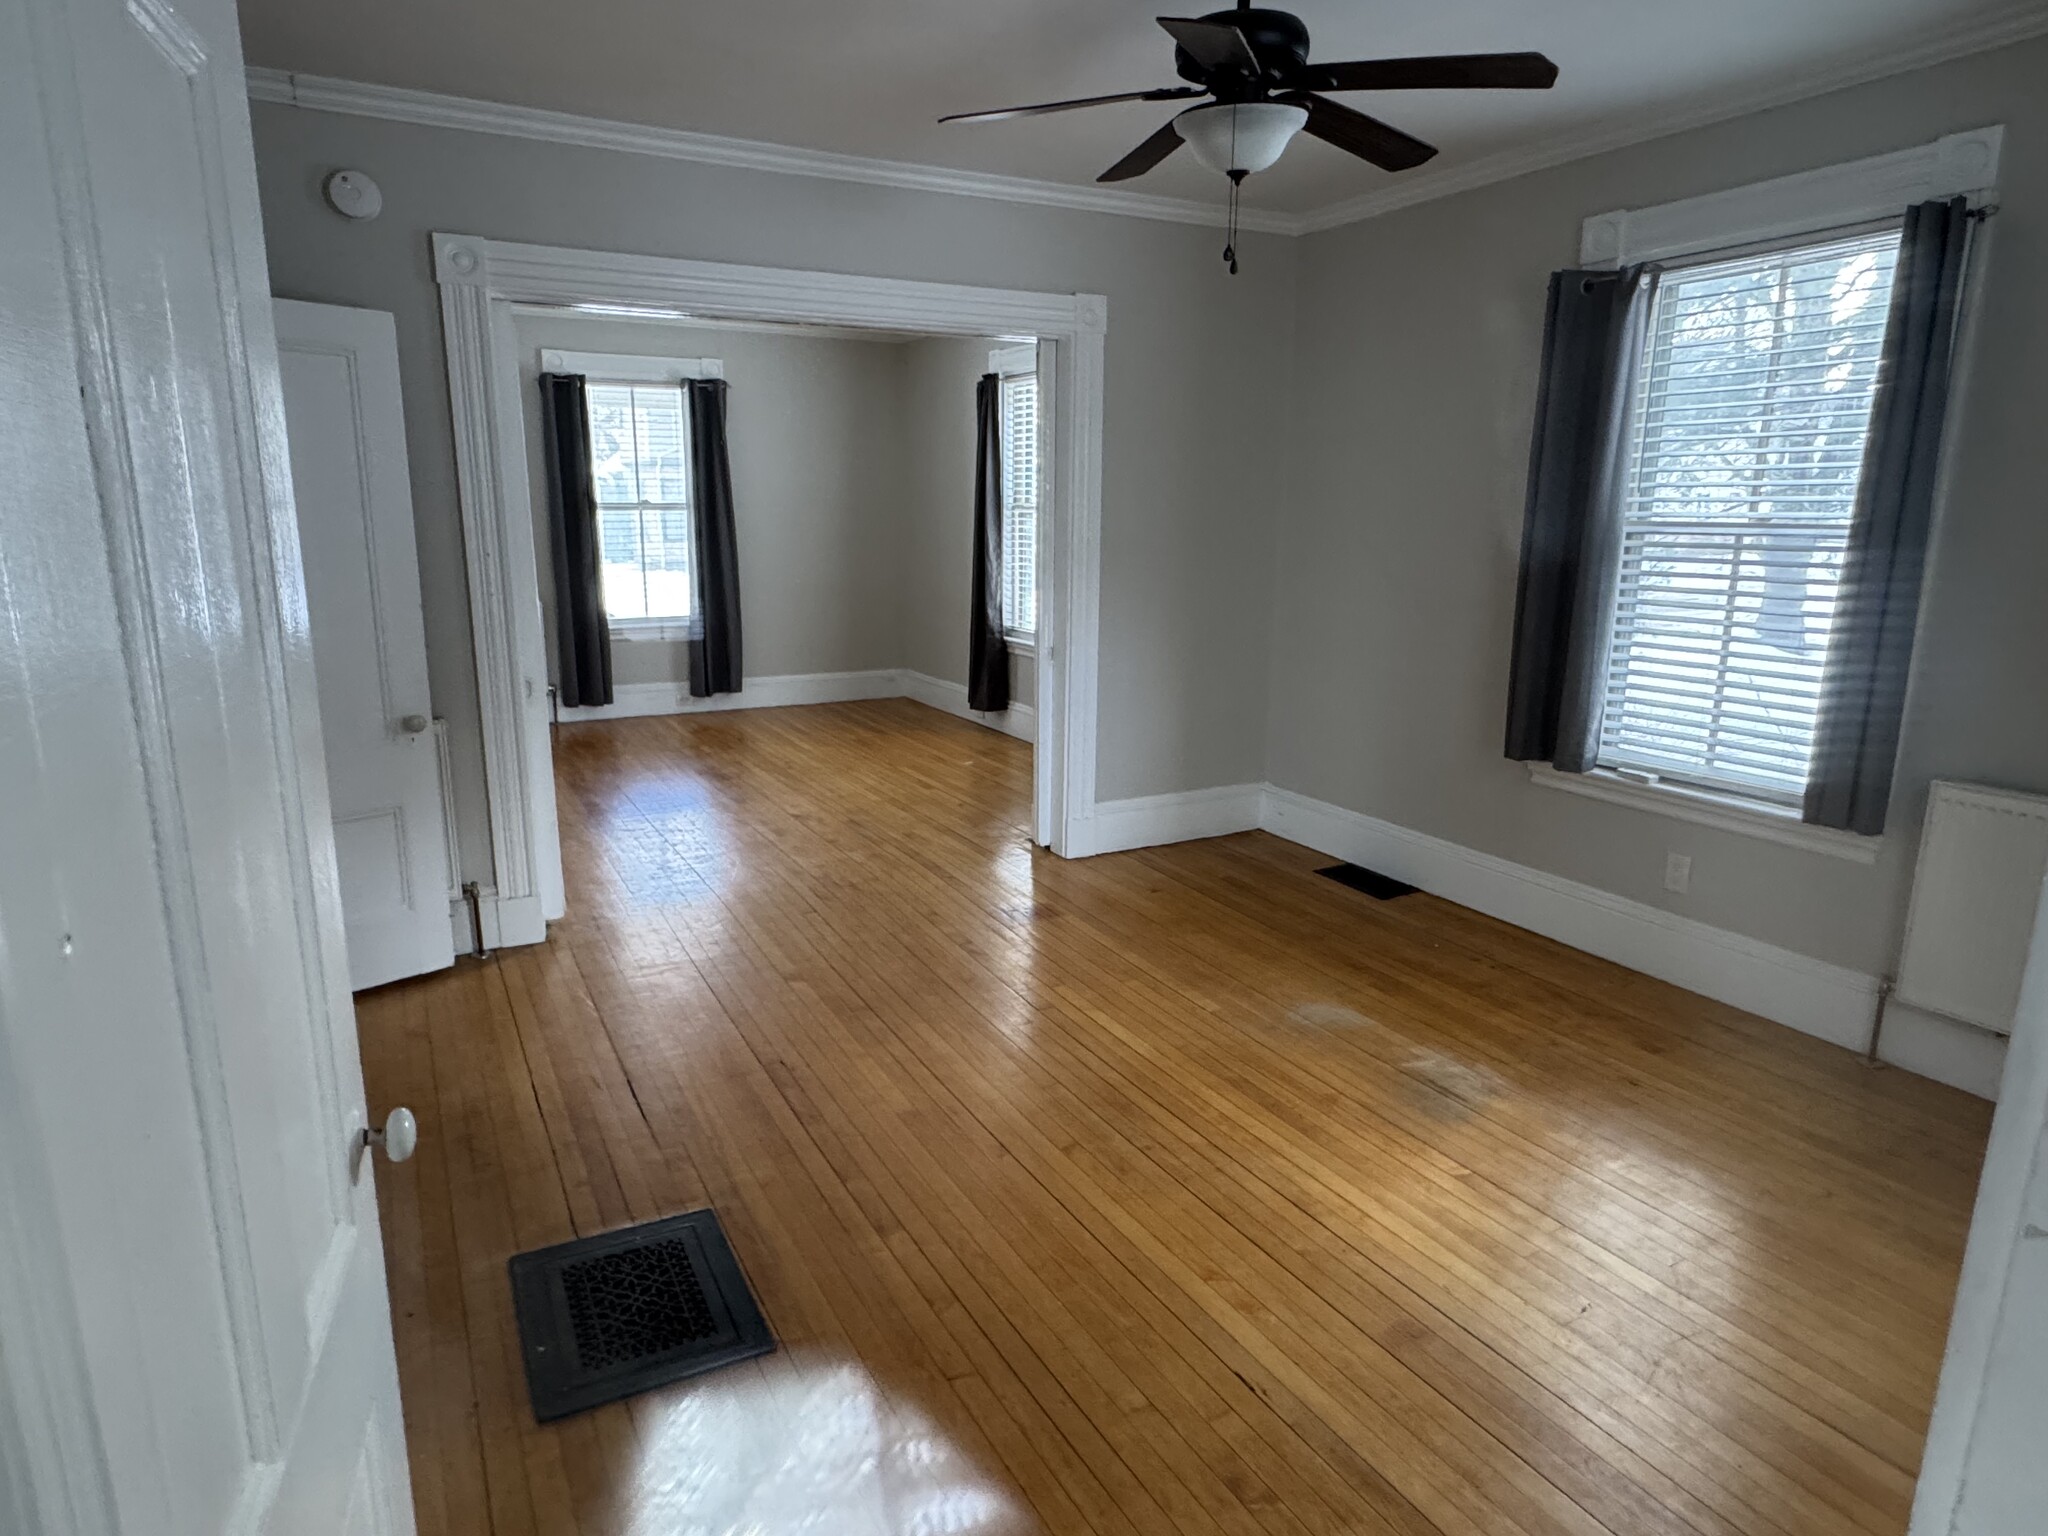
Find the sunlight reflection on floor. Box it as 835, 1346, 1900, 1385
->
620, 1351, 1037, 1536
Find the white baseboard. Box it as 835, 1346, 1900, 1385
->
554, 668, 1038, 744
896, 669, 1036, 743
1259, 785, 1884, 1056
558, 669, 903, 721
1877, 1001, 2008, 1100
1072, 783, 1264, 857
447, 886, 546, 955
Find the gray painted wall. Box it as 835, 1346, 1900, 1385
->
899, 335, 1036, 709
1271, 35, 2048, 976
513, 311, 908, 688
252, 104, 1291, 887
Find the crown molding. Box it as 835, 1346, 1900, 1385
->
248, 4, 2048, 245
1296, 2, 2048, 233
244, 68, 1304, 236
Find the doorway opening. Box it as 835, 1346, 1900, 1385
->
511, 302, 1049, 922
432, 235, 1106, 945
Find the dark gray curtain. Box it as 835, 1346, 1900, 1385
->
1804, 198, 1973, 833
685, 379, 743, 698
539, 372, 613, 708
968, 372, 1010, 713
1502, 267, 1651, 770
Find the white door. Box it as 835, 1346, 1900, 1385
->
1912, 880, 2048, 1535
275, 300, 456, 991
0, 1, 415, 1534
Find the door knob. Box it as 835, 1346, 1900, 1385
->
361, 1106, 418, 1164
397, 713, 429, 735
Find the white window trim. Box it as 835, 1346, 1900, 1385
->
1580, 127, 2001, 268
1526, 764, 1881, 864
538, 347, 726, 383
1551, 126, 2004, 845
992, 342, 1039, 646
609, 617, 695, 643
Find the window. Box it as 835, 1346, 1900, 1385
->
995, 351, 1039, 639
586, 380, 694, 635
1596, 228, 1901, 806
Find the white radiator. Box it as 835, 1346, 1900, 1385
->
1895, 781, 2048, 1038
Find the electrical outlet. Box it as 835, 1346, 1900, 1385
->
1663, 852, 1692, 894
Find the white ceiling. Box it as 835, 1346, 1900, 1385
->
237, 0, 2048, 217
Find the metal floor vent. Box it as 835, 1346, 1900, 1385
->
1317, 862, 1419, 900
509, 1208, 774, 1421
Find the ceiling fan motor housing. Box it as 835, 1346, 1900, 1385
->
1175, 7, 1311, 95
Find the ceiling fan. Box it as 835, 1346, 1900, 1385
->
941, 3, 1558, 270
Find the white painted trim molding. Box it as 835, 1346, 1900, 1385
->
247, 69, 1296, 235
1526, 763, 1881, 863
897, 670, 1036, 744
1877, 1001, 2009, 1100
537, 348, 724, 382
435, 232, 1105, 940
553, 667, 1041, 738
1070, 784, 1265, 858
1259, 785, 1883, 1052
558, 669, 904, 722
1581, 126, 2003, 266
446, 885, 543, 957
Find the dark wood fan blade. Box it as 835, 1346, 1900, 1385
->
1282, 92, 1437, 172
1157, 16, 1261, 74
1295, 52, 1559, 93
941, 86, 1204, 124
1097, 119, 1185, 182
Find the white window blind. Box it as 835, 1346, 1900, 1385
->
585, 381, 694, 628
1597, 228, 1900, 804
999, 370, 1039, 637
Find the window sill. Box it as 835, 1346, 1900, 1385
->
1525, 764, 1881, 864
609, 620, 693, 644
1003, 632, 1037, 657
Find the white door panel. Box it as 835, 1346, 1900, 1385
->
275, 299, 454, 991
0, 2, 414, 1534
1912, 880, 2048, 1535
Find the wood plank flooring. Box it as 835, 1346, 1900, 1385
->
356, 699, 1993, 1536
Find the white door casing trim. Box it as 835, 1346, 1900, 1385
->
433, 233, 1106, 940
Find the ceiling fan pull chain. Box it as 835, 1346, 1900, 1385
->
1222, 109, 1241, 276
1223, 172, 1241, 275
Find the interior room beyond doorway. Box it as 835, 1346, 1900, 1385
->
516, 307, 1040, 744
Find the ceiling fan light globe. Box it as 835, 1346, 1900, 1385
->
1173, 101, 1307, 176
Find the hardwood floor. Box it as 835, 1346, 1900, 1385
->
356, 699, 1992, 1536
